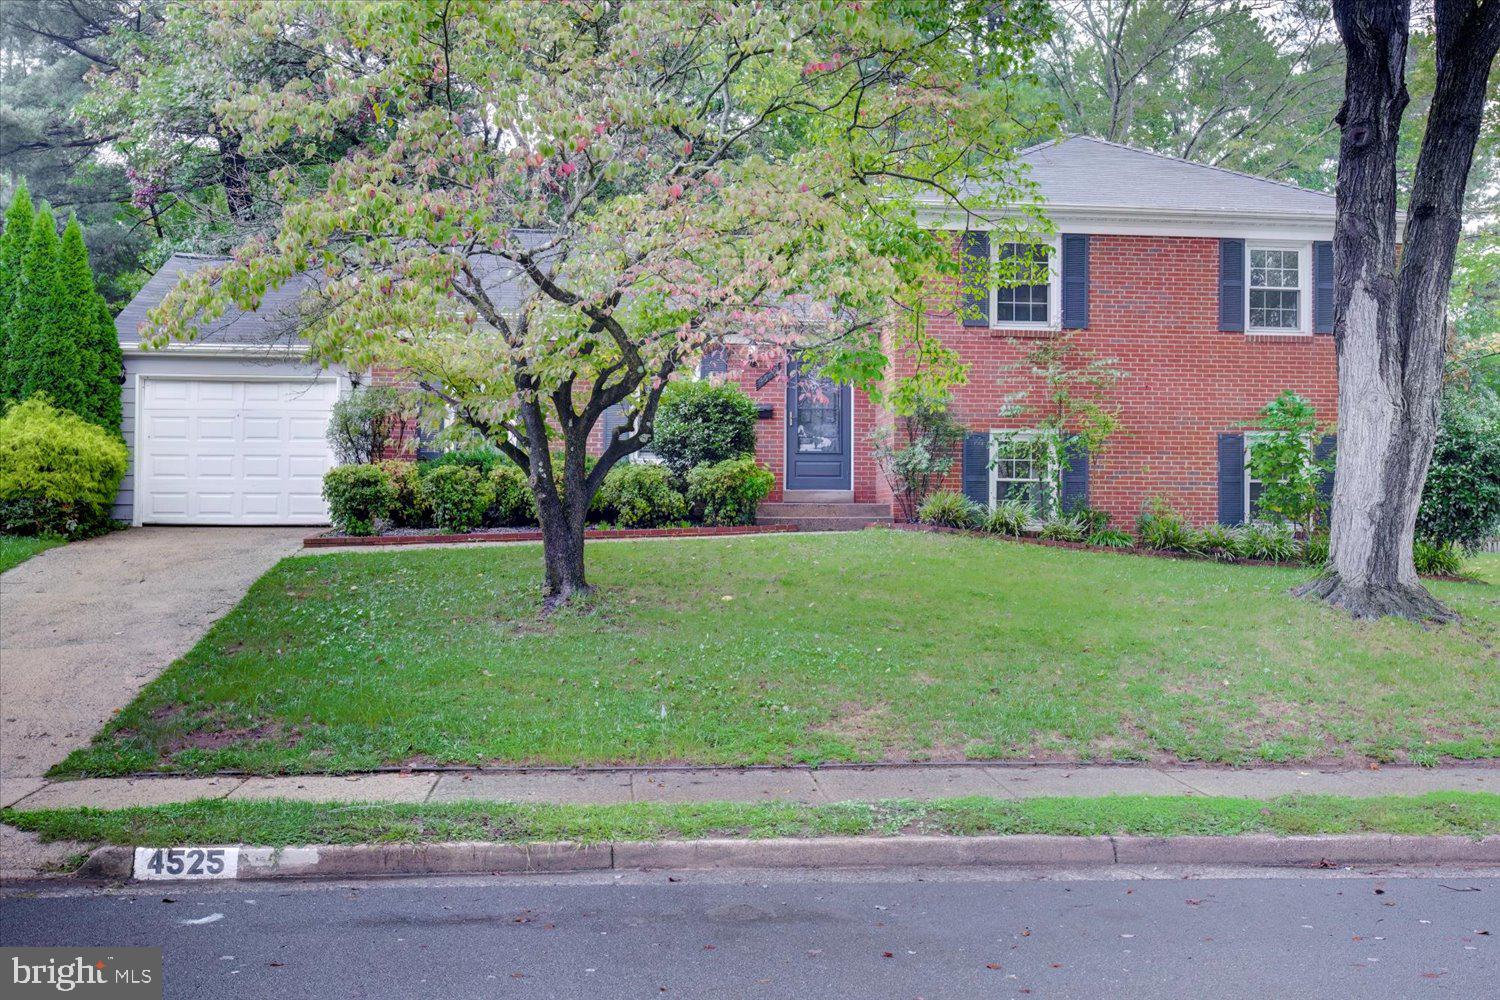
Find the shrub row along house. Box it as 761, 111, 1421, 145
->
111, 138, 1342, 532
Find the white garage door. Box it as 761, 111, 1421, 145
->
139, 378, 338, 525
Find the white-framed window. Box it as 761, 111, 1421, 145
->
1244, 431, 1315, 522
992, 237, 1060, 330
1246, 243, 1310, 335
989, 430, 1057, 515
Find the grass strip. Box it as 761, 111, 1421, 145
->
5, 792, 1497, 848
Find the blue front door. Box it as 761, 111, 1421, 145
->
785, 367, 852, 491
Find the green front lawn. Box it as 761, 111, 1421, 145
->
54, 531, 1498, 777
0, 534, 63, 574
7, 793, 1497, 848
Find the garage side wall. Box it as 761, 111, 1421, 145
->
115, 352, 346, 523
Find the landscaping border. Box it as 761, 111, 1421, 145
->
874, 522, 1480, 583
305, 523, 797, 548
76, 833, 1500, 881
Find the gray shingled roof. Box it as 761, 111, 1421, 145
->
118, 233, 561, 347
969, 135, 1336, 217
115, 253, 316, 347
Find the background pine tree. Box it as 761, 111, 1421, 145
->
0, 183, 36, 405
57, 216, 123, 431
5, 204, 88, 412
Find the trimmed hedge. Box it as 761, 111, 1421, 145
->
322, 464, 396, 536
595, 463, 686, 528
420, 465, 492, 533
685, 457, 774, 526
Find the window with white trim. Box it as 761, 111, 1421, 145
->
990, 431, 1056, 515
992, 239, 1059, 329
1247, 245, 1306, 333
1244, 431, 1314, 522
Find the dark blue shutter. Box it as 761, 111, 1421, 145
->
602, 402, 627, 446
1218, 239, 1245, 332
1313, 241, 1334, 334
1060, 234, 1089, 329
698, 347, 728, 376
960, 231, 990, 328
1314, 433, 1336, 521
1217, 433, 1245, 525
1059, 440, 1090, 513
962, 432, 990, 506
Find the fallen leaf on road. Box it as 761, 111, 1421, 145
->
985, 963, 1001, 970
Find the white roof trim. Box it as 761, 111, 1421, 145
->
121, 342, 311, 358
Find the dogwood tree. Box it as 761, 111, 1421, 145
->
138, 0, 1049, 603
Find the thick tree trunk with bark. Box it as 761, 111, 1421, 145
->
1297, 0, 1500, 622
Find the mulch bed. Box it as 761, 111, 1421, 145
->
876, 522, 1480, 583
305, 524, 797, 548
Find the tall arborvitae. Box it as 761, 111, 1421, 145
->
5, 204, 85, 409
0, 182, 36, 404
55, 216, 123, 431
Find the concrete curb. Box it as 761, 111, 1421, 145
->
76, 833, 1500, 881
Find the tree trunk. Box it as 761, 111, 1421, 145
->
1298, 0, 1499, 623
532, 433, 594, 610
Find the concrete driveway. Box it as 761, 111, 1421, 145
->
0, 527, 308, 794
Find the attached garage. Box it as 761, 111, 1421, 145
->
114, 254, 349, 526
135, 377, 338, 525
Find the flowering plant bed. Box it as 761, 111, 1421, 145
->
876, 522, 1480, 583
305, 523, 795, 548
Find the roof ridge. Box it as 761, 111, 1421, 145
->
1036, 134, 1333, 200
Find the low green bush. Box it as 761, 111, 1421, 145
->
983, 496, 1035, 537
1135, 498, 1195, 552
1414, 539, 1464, 577
420, 465, 492, 533
685, 457, 774, 526
595, 463, 687, 528
1086, 527, 1134, 548
1039, 517, 1087, 542
1240, 522, 1297, 563
322, 464, 397, 536
917, 490, 981, 529
1194, 524, 1243, 562
486, 462, 536, 526
1065, 503, 1111, 534
0, 397, 127, 538
420, 445, 508, 479
375, 460, 430, 528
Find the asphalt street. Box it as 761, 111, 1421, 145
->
2, 867, 1495, 999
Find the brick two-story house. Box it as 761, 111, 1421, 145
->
744, 136, 1342, 531
112, 136, 1340, 532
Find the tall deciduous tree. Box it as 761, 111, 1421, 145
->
1296, 0, 1500, 621
141, 0, 1052, 604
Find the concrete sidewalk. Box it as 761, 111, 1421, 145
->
6, 763, 1494, 811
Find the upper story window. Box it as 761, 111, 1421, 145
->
1247, 245, 1305, 333
992, 240, 1059, 329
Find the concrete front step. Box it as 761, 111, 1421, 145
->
755, 516, 887, 532
759, 502, 891, 517
757, 501, 892, 532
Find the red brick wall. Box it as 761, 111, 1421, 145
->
370, 365, 423, 461
905, 233, 1337, 527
